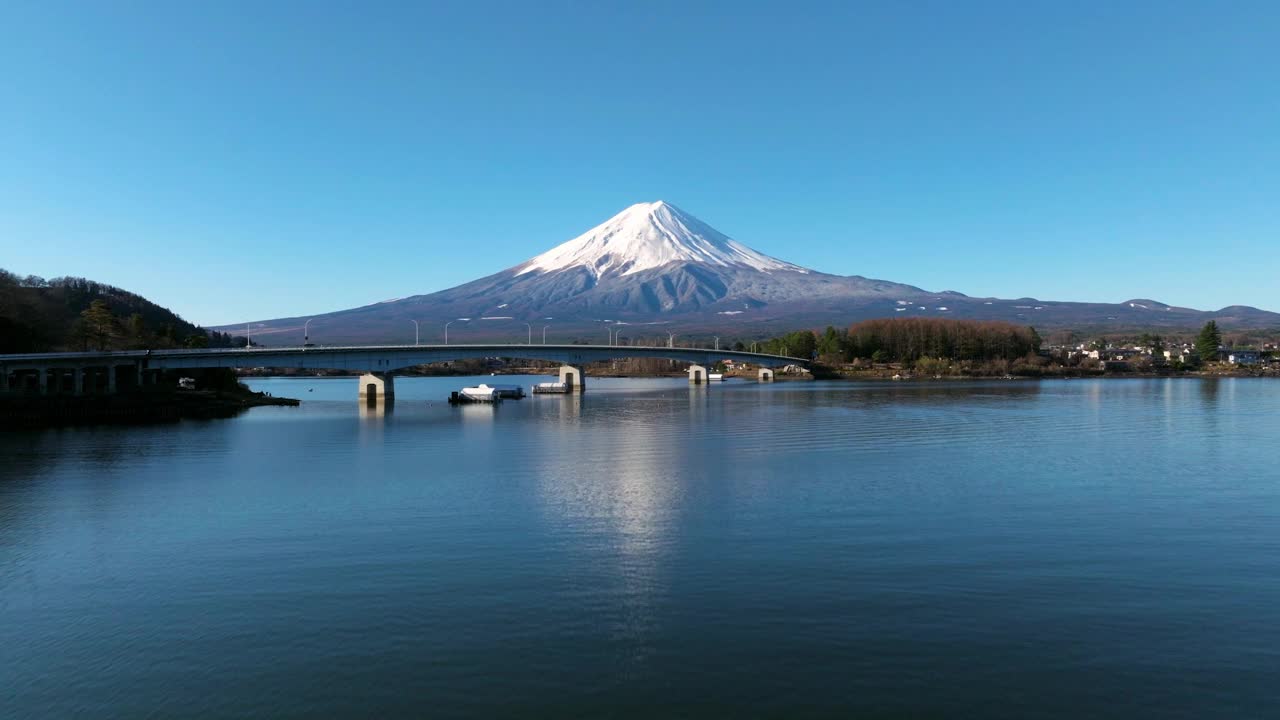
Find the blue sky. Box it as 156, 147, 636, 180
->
2, 1, 1277, 326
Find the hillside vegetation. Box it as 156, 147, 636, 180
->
752, 318, 1041, 363
0, 269, 239, 353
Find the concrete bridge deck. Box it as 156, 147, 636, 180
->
1, 344, 805, 398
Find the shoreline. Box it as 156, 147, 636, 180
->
0, 388, 298, 429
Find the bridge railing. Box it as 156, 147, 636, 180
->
2, 343, 807, 363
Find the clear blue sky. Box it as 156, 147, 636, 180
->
2, 1, 1277, 326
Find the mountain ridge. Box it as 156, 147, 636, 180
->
216, 202, 1280, 343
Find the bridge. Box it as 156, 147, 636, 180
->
0, 344, 805, 402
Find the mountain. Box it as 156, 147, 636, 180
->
219, 201, 1280, 344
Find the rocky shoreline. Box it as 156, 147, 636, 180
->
0, 388, 299, 429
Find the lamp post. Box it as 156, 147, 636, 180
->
615, 330, 625, 346
410, 320, 420, 346
246, 323, 251, 348
667, 331, 677, 349
714, 336, 719, 351
304, 319, 312, 346
523, 322, 532, 345
444, 320, 460, 344
542, 325, 550, 344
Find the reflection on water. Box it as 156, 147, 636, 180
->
1200, 376, 1221, 404
1, 377, 1279, 718
533, 394, 679, 672
358, 400, 392, 419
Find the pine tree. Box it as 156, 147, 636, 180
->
1195, 321, 1222, 362
80, 299, 119, 350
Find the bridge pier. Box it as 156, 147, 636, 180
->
688, 364, 707, 384
358, 372, 395, 405
558, 366, 585, 392
0, 369, 8, 393
758, 368, 775, 382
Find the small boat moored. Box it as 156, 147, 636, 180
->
449, 385, 503, 404
482, 383, 526, 399
532, 382, 570, 394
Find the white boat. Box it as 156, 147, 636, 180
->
449, 385, 502, 404
481, 383, 525, 399
532, 382, 569, 394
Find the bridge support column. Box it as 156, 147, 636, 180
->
688, 364, 707, 384
758, 368, 775, 382
0, 369, 8, 394
358, 372, 395, 405
37, 368, 48, 395
558, 366, 585, 392
73, 367, 84, 396
107, 365, 118, 394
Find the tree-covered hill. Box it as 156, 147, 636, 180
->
0, 269, 239, 353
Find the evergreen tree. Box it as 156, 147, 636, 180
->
817, 326, 843, 358
1195, 321, 1222, 361
79, 299, 119, 350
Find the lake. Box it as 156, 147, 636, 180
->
2, 376, 1277, 718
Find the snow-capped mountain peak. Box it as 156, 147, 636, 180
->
516, 200, 808, 277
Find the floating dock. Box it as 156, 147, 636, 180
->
532, 382, 570, 394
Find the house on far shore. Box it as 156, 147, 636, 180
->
1227, 350, 1261, 365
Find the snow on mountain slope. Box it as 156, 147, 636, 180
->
516, 201, 808, 277
216, 201, 1280, 343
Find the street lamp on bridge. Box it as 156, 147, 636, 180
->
523, 322, 532, 345
667, 331, 677, 349
410, 320, 420, 346
304, 319, 313, 346
542, 325, 551, 344
444, 319, 469, 344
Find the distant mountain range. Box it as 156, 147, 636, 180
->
218, 201, 1280, 344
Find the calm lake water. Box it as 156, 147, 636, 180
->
2, 377, 1278, 718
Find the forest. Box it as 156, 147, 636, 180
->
752, 318, 1042, 365
0, 269, 241, 353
